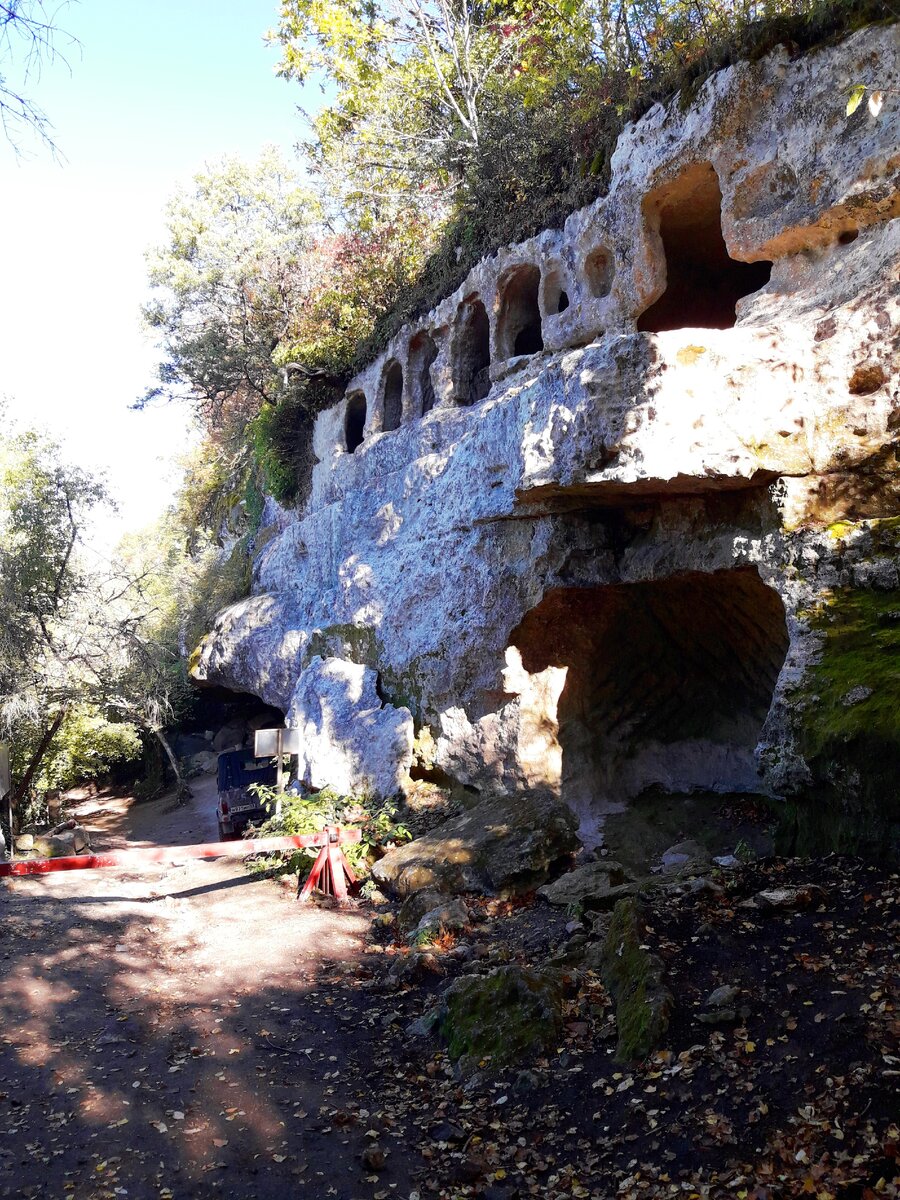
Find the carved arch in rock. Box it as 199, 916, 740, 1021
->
506, 567, 789, 851
344, 391, 367, 453
637, 162, 772, 332
381, 360, 404, 432
452, 296, 492, 406
542, 266, 570, 316
409, 331, 439, 416
496, 263, 544, 359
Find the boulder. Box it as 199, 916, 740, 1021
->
600, 897, 673, 1062
657, 840, 712, 877
437, 965, 563, 1072
398, 887, 450, 933
187, 751, 218, 775
411, 899, 470, 947
32, 834, 75, 858
372, 791, 580, 897
697, 983, 747, 1026
538, 859, 631, 907
288, 657, 413, 800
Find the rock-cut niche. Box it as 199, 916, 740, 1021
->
345, 391, 367, 453
637, 162, 772, 332
496, 264, 544, 359
508, 567, 788, 844
409, 331, 438, 415
382, 360, 404, 432
453, 297, 491, 406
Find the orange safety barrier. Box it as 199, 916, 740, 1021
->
0, 827, 362, 901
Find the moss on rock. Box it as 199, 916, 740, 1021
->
601, 897, 673, 1063
786, 579, 900, 861
304, 624, 384, 670
438, 966, 563, 1072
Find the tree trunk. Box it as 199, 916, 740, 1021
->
154, 728, 192, 803
11, 707, 67, 821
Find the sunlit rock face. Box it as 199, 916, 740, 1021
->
193, 26, 900, 854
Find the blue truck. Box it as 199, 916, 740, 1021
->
215, 750, 278, 840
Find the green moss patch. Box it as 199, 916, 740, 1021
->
438, 966, 563, 1072
304, 624, 384, 670
601, 897, 673, 1063
786, 579, 900, 860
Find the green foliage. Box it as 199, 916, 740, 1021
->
249, 398, 313, 507
0, 425, 107, 721
142, 148, 318, 418
246, 784, 412, 875
271, 0, 594, 226
0, 415, 199, 813
31, 705, 142, 793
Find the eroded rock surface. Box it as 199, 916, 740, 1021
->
372, 792, 579, 897
193, 26, 900, 857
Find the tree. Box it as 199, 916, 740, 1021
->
1, 0, 78, 156
0, 421, 117, 819
270, 0, 595, 220
141, 148, 320, 430
0, 419, 203, 826
142, 151, 431, 507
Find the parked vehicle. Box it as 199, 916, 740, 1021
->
215, 750, 277, 840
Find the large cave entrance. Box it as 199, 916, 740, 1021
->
508, 568, 788, 846
637, 162, 772, 332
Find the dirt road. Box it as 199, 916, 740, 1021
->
3, 785, 898, 1200
0, 779, 401, 1200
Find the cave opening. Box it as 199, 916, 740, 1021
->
509, 567, 788, 846
453, 296, 491, 406
637, 162, 772, 333
382, 360, 404, 432
410, 331, 438, 415
345, 391, 367, 453
497, 264, 544, 359
543, 269, 570, 315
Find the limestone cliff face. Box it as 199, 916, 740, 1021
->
193, 26, 900, 855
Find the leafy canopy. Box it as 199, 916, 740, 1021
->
142, 148, 320, 423
270, 0, 595, 220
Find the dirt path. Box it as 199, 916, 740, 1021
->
3, 787, 898, 1200
0, 780, 397, 1200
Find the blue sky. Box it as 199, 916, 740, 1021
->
0, 0, 318, 541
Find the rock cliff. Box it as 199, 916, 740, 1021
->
193, 25, 900, 857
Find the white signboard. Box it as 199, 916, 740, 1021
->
254, 727, 301, 758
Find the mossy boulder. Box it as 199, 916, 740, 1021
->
601, 897, 673, 1063
437, 966, 563, 1072
787, 580, 900, 861
372, 791, 580, 897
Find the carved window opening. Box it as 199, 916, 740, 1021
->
382, 360, 404, 432
637, 162, 772, 333
584, 246, 613, 298
543, 269, 570, 316
497, 264, 544, 359
508, 567, 788, 859
453, 296, 491, 407
345, 392, 367, 453
409, 331, 439, 416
